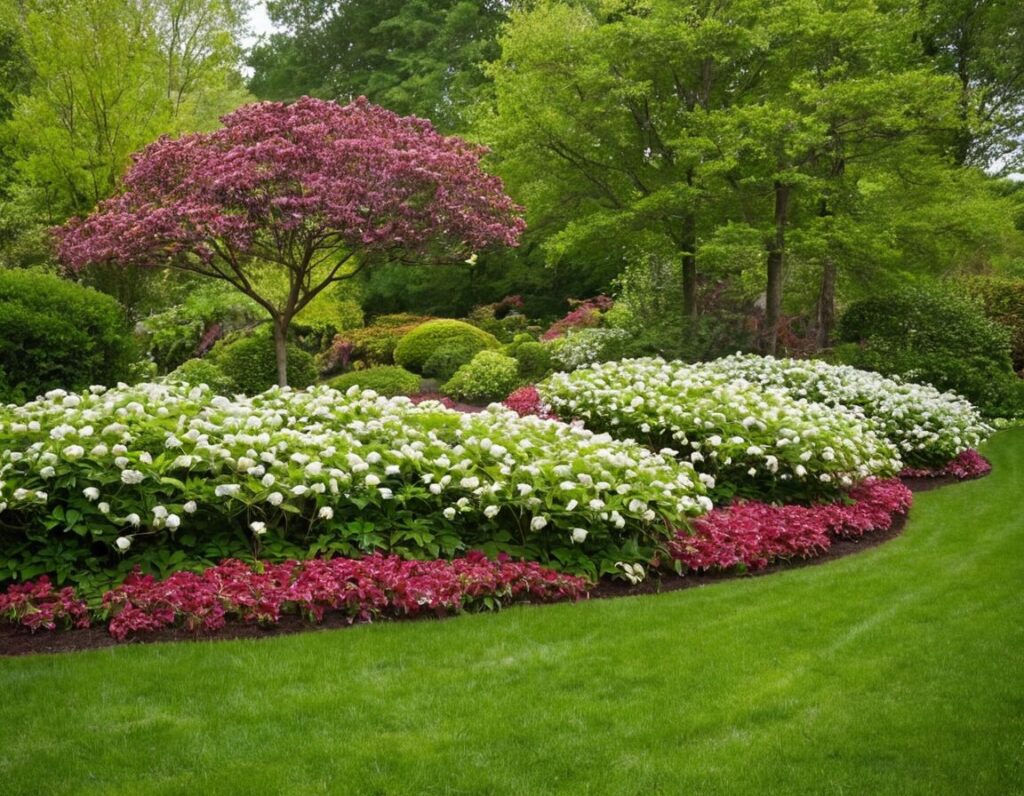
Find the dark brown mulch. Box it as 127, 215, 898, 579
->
0, 471, 983, 657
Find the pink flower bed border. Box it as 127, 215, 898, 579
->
670, 478, 914, 572
0, 553, 588, 640
899, 449, 990, 480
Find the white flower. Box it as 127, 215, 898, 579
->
152, 505, 168, 520
215, 483, 240, 497
365, 474, 381, 487
165, 514, 181, 530
530, 516, 548, 531
98, 502, 110, 515
429, 483, 443, 495
115, 536, 132, 552
484, 505, 500, 519
318, 506, 334, 520
516, 483, 533, 496
378, 487, 393, 500
267, 491, 284, 506
183, 500, 197, 514
460, 476, 480, 489
250, 521, 267, 535
443, 507, 457, 520
571, 528, 588, 544
121, 469, 145, 485
40, 466, 55, 479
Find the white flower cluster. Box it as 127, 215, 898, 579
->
708, 354, 991, 467
0, 383, 710, 553
549, 328, 631, 372
540, 357, 903, 498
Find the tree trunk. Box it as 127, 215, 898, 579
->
272, 317, 289, 387
763, 181, 790, 356
816, 259, 837, 350
682, 212, 698, 322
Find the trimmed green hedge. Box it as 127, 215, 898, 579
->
211, 329, 318, 394
443, 351, 522, 404
329, 366, 422, 397
0, 269, 136, 403
394, 319, 499, 374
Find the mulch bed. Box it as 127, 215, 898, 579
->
0, 472, 981, 657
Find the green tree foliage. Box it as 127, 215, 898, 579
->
248, 0, 505, 130
0, 0, 250, 267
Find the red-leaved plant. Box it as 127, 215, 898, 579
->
899, 449, 991, 480
670, 478, 913, 572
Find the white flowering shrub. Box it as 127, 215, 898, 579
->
540, 358, 902, 501
0, 383, 709, 584
707, 354, 992, 467
549, 327, 631, 372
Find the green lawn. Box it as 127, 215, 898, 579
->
2, 431, 1023, 795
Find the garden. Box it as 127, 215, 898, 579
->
1, 0, 1024, 793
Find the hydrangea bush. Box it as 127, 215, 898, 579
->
710, 354, 991, 468
540, 358, 902, 501
0, 382, 709, 584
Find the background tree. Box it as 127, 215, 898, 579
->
248, 0, 506, 131
0, 0, 250, 272
55, 97, 525, 386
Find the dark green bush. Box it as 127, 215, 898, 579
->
211, 329, 318, 394
393, 319, 500, 374
443, 351, 522, 404
0, 269, 136, 403
422, 342, 481, 381
167, 358, 235, 393
836, 287, 1023, 417
329, 366, 422, 397
960, 275, 1024, 370
503, 335, 553, 382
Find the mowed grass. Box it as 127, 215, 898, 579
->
1, 432, 1023, 795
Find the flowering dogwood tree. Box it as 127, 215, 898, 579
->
55, 97, 526, 385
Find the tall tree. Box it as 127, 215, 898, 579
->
0, 0, 250, 269
248, 0, 506, 131
916, 0, 1024, 170
56, 97, 525, 385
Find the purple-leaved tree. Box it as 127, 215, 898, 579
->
56, 96, 526, 386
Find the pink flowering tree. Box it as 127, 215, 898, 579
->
55, 97, 526, 386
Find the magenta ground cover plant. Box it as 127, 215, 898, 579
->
0, 553, 588, 640
670, 478, 913, 572
503, 385, 556, 419
899, 449, 991, 480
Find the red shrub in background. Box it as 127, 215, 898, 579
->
899, 449, 991, 480
540, 295, 614, 341
670, 478, 913, 572
503, 385, 557, 419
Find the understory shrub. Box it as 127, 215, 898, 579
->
836, 287, 1022, 417
443, 351, 523, 403
320, 314, 432, 373
394, 319, 500, 373
503, 335, 553, 382
422, 342, 482, 381
541, 295, 613, 341
0, 553, 588, 637
167, 358, 235, 393
959, 275, 1024, 370
548, 327, 631, 371
709, 354, 990, 468
540, 357, 901, 502
211, 329, 318, 393
0, 382, 709, 585
0, 270, 136, 403
291, 289, 365, 354
670, 478, 913, 572
329, 366, 421, 397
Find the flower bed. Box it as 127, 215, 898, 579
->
899, 449, 991, 480
540, 358, 901, 502
669, 478, 913, 572
0, 553, 588, 640
0, 382, 708, 584
707, 354, 991, 468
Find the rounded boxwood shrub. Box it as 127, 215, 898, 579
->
504, 335, 553, 382
167, 358, 235, 393
443, 351, 523, 404
0, 269, 136, 403
394, 319, 499, 374
211, 329, 318, 394
422, 342, 482, 382
329, 366, 422, 397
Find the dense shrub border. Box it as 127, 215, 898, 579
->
0, 553, 587, 639
899, 449, 991, 480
